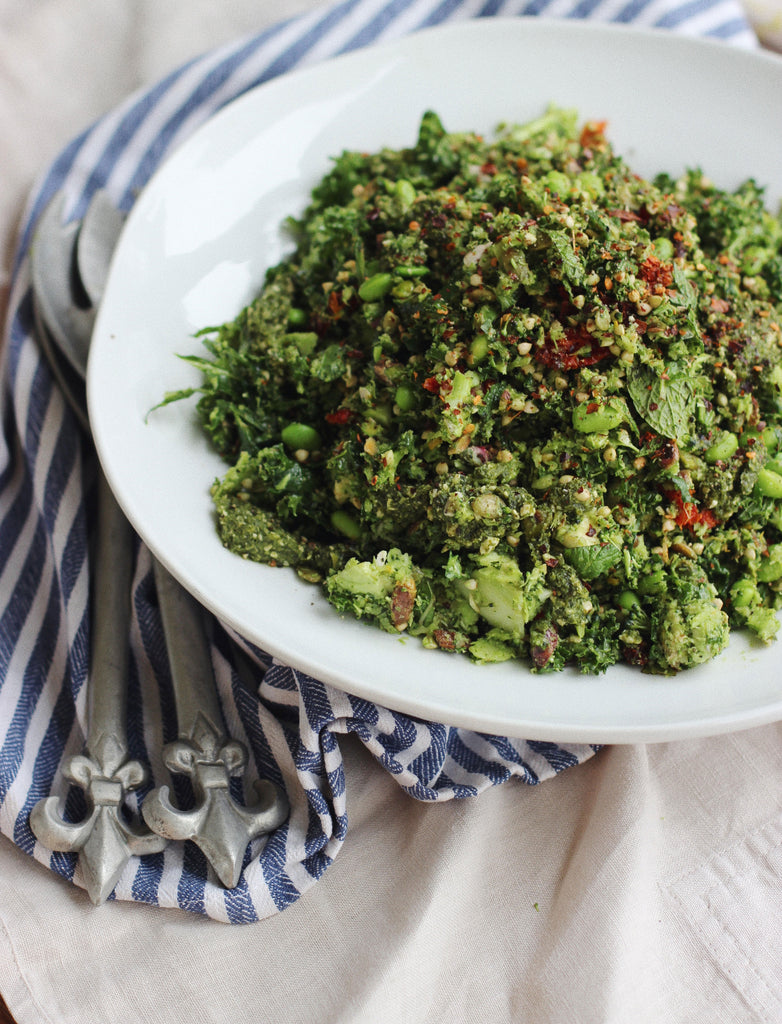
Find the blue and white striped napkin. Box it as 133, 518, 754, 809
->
0, 0, 757, 923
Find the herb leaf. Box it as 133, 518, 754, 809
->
626, 360, 696, 439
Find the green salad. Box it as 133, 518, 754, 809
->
162, 106, 782, 674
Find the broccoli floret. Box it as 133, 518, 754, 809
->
426, 477, 536, 552
745, 606, 780, 644
325, 548, 422, 633
729, 577, 780, 643
468, 630, 517, 664
459, 554, 549, 642
652, 593, 730, 671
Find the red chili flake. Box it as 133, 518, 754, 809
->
422, 377, 441, 393
480, 161, 498, 176
325, 408, 352, 425
534, 326, 612, 371
639, 256, 674, 289
710, 297, 731, 314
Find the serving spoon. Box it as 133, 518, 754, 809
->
28, 191, 288, 900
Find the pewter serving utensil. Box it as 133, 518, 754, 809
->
29, 193, 166, 904
28, 190, 288, 900
143, 563, 289, 889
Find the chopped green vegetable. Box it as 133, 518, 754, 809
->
163, 106, 782, 674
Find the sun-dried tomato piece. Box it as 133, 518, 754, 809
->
325, 408, 353, 425
665, 490, 718, 531
534, 326, 612, 371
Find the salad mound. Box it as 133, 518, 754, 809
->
164, 107, 782, 674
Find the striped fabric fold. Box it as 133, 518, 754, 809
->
0, 0, 757, 922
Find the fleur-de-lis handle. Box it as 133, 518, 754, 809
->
29, 749, 166, 905
30, 474, 166, 904
142, 560, 288, 889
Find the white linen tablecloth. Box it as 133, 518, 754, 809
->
1, 1, 781, 1021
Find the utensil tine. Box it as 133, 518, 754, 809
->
30, 299, 89, 434
78, 192, 126, 308
30, 193, 94, 376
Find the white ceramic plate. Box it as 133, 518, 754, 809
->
88, 18, 782, 743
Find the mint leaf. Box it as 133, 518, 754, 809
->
626, 360, 696, 439
547, 229, 585, 290
564, 541, 622, 581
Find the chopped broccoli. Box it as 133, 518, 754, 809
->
326, 549, 422, 633
459, 555, 549, 642
652, 593, 730, 672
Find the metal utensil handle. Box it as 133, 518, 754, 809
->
152, 558, 222, 737
145, 559, 289, 889
87, 468, 134, 771
29, 466, 167, 905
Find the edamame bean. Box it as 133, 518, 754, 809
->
572, 400, 623, 434
281, 422, 321, 451
617, 590, 640, 612
531, 473, 555, 491
743, 427, 779, 452
652, 237, 674, 261
575, 171, 603, 198
764, 427, 780, 451
394, 385, 416, 412
469, 336, 489, 364
754, 467, 782, 499
704, 431, 738, 463
358, 272, 393, 302
542, 170, 571, 197
757, 543, 782, 582
396, 265, 429, 278
394, 179, 417, 209
765, 458, 782, 477
287, 307, 308, 327
330, 509, 362, 540
392, 279, 415, 300
730, 578, 759, 609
